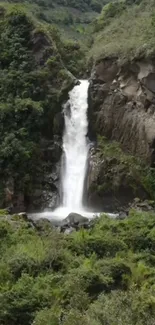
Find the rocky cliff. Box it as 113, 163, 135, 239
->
87, 57, 155, 211
89, 57, 155, 165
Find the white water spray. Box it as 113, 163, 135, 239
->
29, 80, 118, 220
29, 80, 91, 220
62, 80, 89, 210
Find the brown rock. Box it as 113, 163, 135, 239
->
88, 58, 155, 166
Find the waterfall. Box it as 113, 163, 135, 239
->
30, 80, 93, 220
29, 80, 118, 220
61, 80, 89, 210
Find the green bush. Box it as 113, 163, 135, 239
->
1, 209, 155, 324
93, 0, 126, 31
0, 5, 74, 207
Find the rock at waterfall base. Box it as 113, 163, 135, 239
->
61, 213, 89, 229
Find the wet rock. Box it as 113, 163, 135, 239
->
64, 227, 75, 234
116, 211, 128, 220
15, 193, 26, 213
61, 213, 89, 228
41, 137, 62, 163
26, 137, 62, 212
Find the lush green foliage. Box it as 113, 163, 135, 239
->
0, 5, 74, 207
96, 136, 155, 199
93, 0, 126, 32
90, 0, 155, 60
1, 210, 155, 324
0, 0, 114, 41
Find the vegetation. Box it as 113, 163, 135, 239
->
90, 0, 155, 60
0, 0, 113, 41
1, 209, 155, 324
0, 1, 155, 324
92, 136, 155, 200
0, 4, 78, 208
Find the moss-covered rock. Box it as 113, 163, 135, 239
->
87, 137, 155, 212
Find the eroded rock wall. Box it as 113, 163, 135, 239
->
88, 57, 155, 166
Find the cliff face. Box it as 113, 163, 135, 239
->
88, 57, 155, 166
87, 57, 155, 211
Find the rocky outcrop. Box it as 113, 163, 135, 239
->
128, 198, 155, 213
26, 136, 63, 212
3, 137, 63, 213
61, 213, 89, 229
87, 145, 150, 212
88, 57, 155, 166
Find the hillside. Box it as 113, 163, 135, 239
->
1, 0, 113, 41
0, 3, 81, 212
90, 0, 155, 60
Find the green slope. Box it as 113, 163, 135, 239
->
90, 0, 155, 60
0, 4, 77, 208
0, 0, 113, 40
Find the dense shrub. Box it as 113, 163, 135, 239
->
0, 6, 74, 207
93, 0, 126, 31
1, 209, 155, 324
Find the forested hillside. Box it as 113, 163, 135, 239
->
0, 3, 80, 211
90, 0, 155, 59
1, 0, 112, 40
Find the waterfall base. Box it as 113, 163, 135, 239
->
29, 206, 100, 221
29, 207, 118, 221
29, 80, 120, 222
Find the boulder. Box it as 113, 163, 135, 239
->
61, 213, 89, 228
116, 212, 128, 220
64, 227, 75, 234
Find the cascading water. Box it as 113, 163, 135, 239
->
30, 79, 91, 220
49, 79, 90, 218
29, 80, 117, 220
62, 80, 89, 210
